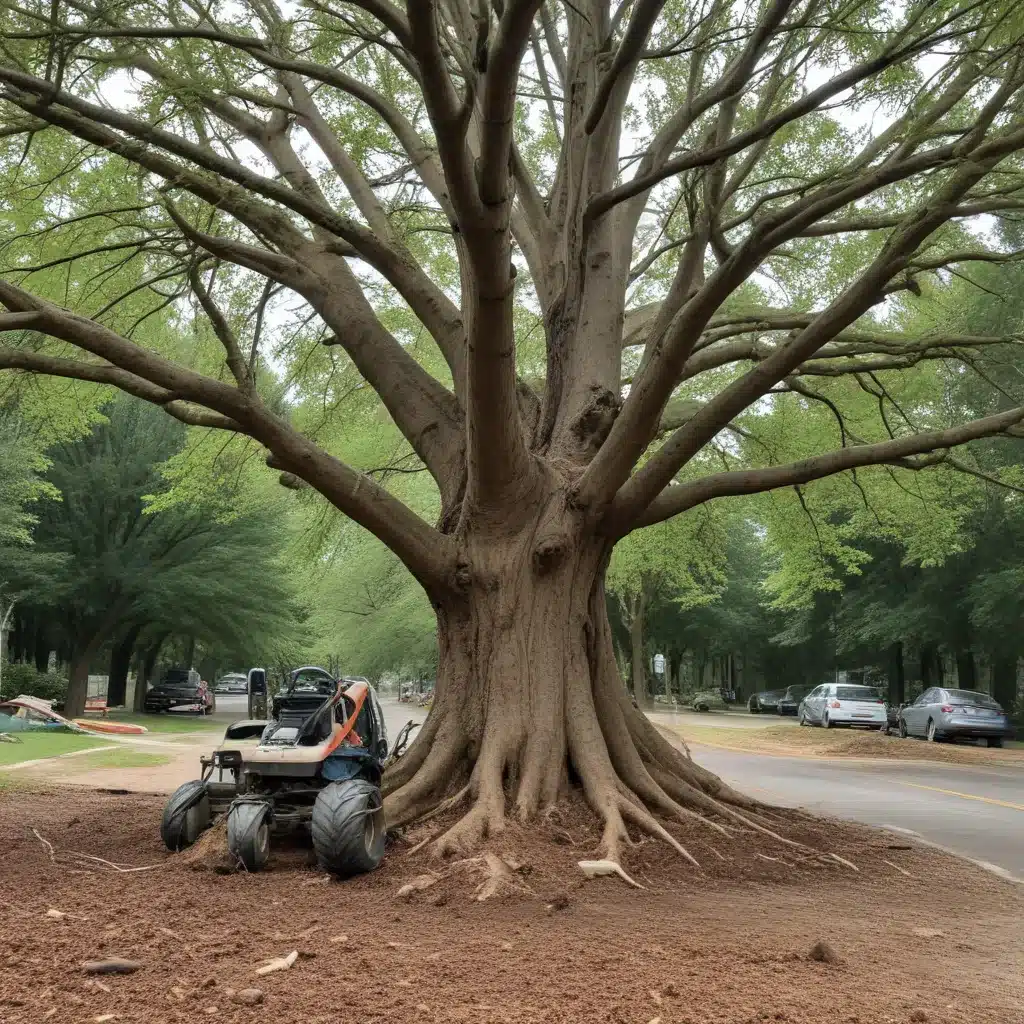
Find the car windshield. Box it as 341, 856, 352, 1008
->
785, 686, 811, 698
836, 686, 880, 701
945, 689, 1001, 708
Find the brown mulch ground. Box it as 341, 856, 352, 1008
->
1, 785, 1022, 1024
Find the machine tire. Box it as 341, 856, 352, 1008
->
311, 779, 385, 878
987, 737, 1003, 748
227, 801, 272, 872
161, 780, 210, 851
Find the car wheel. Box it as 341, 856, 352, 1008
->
898, 718, 908, 738
311, 779, 386, 878
798, 712, 807, 726
822, 713, 832, 729
161, 780, 210, 851
227, 800, 272, 872
926, 718, 937, 742
987, 737, 1004, 748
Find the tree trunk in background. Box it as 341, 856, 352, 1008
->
991, 654, 1018, 714
65, 645, 94, 718
106, 625, 141, 707
889, 642, 905, 705
185, 635, 196, 670
920, 646, 936, 689
133, 637, 167, 712
629, 591, 648, 705
33, 622, 49, 672
956, 650, 976, 690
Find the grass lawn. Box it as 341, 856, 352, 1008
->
98, 711, 223, 734
0, 731, 108, 766
71, 748, 172, 770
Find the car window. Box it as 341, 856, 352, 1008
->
917, 688, 936, 704
945, 689, 1001, 708
836, 685, 879, 700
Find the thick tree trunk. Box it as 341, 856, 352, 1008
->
65, 647, 93, 718
107, 625, 141, 707
382, 502, 768, 865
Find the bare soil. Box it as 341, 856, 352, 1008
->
673, 723, 1024, 768
2, 785, 1022, 1024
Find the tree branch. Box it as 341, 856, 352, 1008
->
633, 406, 1024, 530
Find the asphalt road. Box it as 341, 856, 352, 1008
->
693, 744, 1024, 882
211, 695, 1022, 881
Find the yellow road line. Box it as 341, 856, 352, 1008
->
898, 781, 1024, 811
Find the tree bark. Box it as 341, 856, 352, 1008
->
107, 625, 141, 708
65, 646, 93, 718
889, 641, 905, 706
382, 495, 765, 865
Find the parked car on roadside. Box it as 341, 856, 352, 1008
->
776, 684, 813, 716
690, 689, 730, 712
798, 683, 885, 729
214, 673, 248, 694
144, 668, 215, 715
898, 687, 1013, 747
748, 688, 785, 713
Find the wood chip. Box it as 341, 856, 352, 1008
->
255, 950, 297, 976
82, 959, 142, 975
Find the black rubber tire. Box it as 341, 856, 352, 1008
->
987, 737, 1004, 748
227, 801, 272, 872
311, 779, 386, 878
822, 713, 832, 729
899, 718, 908, 738
926, 718, 937, 742
161, 780, 210, 851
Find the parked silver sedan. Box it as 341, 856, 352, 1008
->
899, 688, 1013, 747
798, 683, 886, 729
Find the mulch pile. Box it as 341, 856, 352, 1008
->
1, 785, 1021, 1023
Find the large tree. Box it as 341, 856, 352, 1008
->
3, 0, 1024, 863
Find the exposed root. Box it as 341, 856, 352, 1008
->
450, 852, 532, 902
578, 858, 645, 889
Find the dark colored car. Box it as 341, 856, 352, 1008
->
144, 668, 215, 715
898, 687, 1014, 746
776, 684, 813, 716
748, 688, 785, 713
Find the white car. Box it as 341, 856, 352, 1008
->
798, 683, 886, 729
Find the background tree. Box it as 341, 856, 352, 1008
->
15, 396, 310, 715
3, 1, 1024, 864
